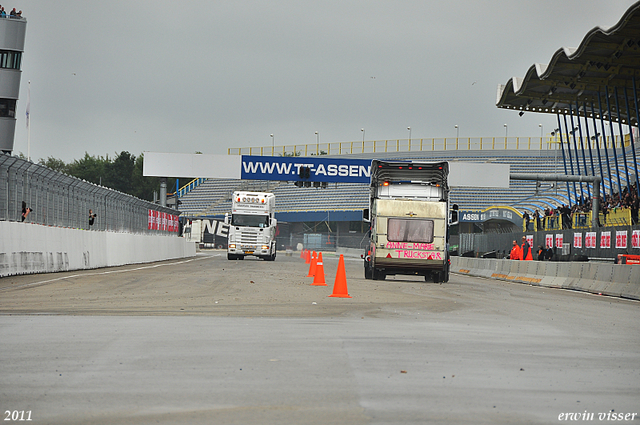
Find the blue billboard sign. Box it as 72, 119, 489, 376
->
240, 155, 372, 183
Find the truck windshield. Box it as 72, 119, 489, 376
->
387, 218, 433, 243
231, 214, 270, 228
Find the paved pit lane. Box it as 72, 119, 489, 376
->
1, 251, 638, 424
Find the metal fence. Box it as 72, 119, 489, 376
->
277, 232, 369, 252
459, 225, 640, 260
0, 154, 179, 233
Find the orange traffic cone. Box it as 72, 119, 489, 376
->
300, 249, 305, 259
305, 249, 311, 264
311, 252, 327, 286
329, 254, 351, 298
306, 251, 317, 277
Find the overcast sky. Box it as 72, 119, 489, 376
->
10, 0, 638, 162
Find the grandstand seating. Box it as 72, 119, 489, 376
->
178, 145, 640, 220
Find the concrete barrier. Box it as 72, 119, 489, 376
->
0, 221, 196, 277
451, 256, 640, 301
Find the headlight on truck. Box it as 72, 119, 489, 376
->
229, 244, 236, 249
261, 245, 269, 250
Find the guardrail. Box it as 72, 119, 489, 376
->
600, 208, 633, 227
523, 214, 565, 232
228, 134, 628, 156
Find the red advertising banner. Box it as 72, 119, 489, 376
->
600, 231, 611, 249
633, 230, 640, 249
616, 231, 627, 249
545, 234, 553, 248
148, 210, 180, 232
555, 234, 563, 249
585, 232, 596, 249
526, 235, 534, 248
573, 233, 582, 249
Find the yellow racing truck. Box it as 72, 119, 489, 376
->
363, 160, 456, 283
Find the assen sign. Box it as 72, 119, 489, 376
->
240, 156, 371, 183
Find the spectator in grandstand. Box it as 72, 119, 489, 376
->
509, 240, 521, 260
9, 7, 15, 17
533, 210, 541, 231
522, 211, 531, 231
0, 7, 6, 17
560, 204, 571, 229
88, 209, 96, 227
521, 236, 533, 261
21, 201, 31, 222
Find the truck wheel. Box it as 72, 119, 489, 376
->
431, 271, 444, 283
227, 253, 236, 260
364, 262, 373, 279
238, 255, 245, 260
372, 269, 386, 280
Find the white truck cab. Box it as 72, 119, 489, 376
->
226, 191, 277, 261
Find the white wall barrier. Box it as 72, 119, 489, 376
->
452, 256, 639, 301
0, 221, 196, 277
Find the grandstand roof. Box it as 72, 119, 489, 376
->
496, 0, 640, 124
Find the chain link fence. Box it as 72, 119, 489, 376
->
1, 154, 179, 233
277, 232, 369, 252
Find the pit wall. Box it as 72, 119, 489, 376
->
0, 221, 196, 277
451, 257, 640, 301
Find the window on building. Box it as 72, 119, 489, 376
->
0, 98, 16, 117
0, 50, 21, 69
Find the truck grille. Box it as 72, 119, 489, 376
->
239, 230, 258, 245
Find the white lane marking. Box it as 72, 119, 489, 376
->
0, 255, 216, 292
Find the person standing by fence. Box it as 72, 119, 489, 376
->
21, 201, 31, 222
521, 236, 533, 261
510, 240, 521, 260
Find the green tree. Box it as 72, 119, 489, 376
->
132, 153, 161, 201
38, 156, 68, 173
66, 152, 108, 185
106, 151, 136, 194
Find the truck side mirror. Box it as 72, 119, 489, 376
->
449, 204, 459, 226
362, 208, 370, 222
224, 213, 229, 225
271, 218, 277, 227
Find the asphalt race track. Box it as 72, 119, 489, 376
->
1, 251, 638, 425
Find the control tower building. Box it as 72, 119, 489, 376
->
0, 15, 26, 154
